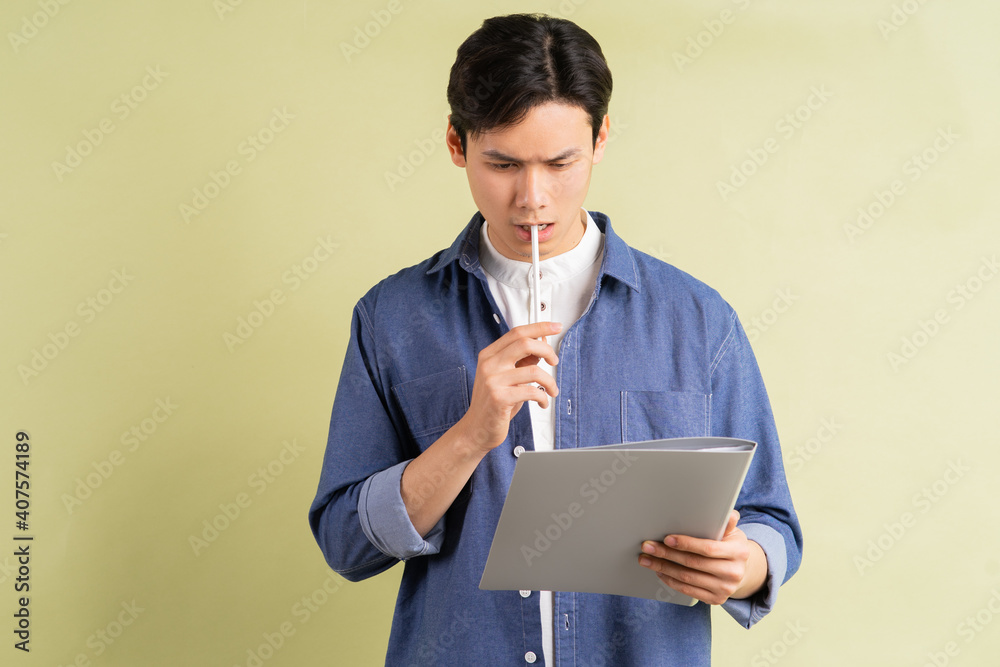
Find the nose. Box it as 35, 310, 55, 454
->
515, 165, 550, 211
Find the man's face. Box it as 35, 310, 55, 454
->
447, 101, 609, 262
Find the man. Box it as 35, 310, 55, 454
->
309, 13, 801, 666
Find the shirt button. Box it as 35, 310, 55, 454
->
513, 445, 525, 457
525, 651, 537, 663
493, 313, 501, 324
519, 589, 531, 598
540, 302, 547, 311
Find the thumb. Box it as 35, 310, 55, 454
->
723, 509, 740, 537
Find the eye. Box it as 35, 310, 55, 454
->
550, 163, 569, 169
490, 163, 515, 171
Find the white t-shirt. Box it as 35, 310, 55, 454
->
479, 207, 605, 666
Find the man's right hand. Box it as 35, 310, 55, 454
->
401, 321, 562, 537
458, 321, 562, 453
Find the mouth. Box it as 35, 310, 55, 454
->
514, 222, 554, 245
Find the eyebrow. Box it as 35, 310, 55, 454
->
480, 147, 582, 163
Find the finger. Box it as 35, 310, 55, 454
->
476, 323, 552, 362
513, 354, 540, 369
645, 561, 722, 592
498, 382, 555, 410
497, 366, 559, 398
639, 554, 743, 598
640, 556, 721, 590
495, 334, 559, 369
473, 367, 558, 418
654, 571, 729, 606
480, 333, 556, 371
660, 535, 723, 559
648, 514, 747, 571
510, 321, 563, 339
641, 543, 716, 574
656, 533, 737, 560
530, 385, 551, 410
482, 322, 562, 359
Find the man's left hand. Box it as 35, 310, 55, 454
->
637, 510, 767, 605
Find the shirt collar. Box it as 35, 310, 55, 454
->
478, 209, 604, 288
427, 209, 640, 293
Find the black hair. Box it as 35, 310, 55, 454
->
447, 13, 613, 156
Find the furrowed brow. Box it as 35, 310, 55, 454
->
481, 147, 582, 163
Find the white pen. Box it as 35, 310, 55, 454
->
530, 225, 541, 326
529, 224, 545, 393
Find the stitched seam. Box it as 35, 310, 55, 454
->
621, 391, 627, 443
706, 393, 712, 436
392, 367, 468, 438
571, 591, 577, 667
629, 246, 640, 291
574, 338, 580, 449
336, 552, 394, 576
459, 364, 469, 414
709, 311, 738, 380
408, 421, 461, 439
356, 300, 376, 342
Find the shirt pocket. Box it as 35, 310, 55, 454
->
621, 390, 709, 443
391, 366, 470, 451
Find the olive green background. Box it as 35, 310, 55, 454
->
2, 1, 998, 665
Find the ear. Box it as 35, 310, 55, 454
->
446, 116, 467, 167
591, 114, 611, 165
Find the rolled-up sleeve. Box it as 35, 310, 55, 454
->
308, 297, 428, 581
358, 460, 446, 560
721, 522, 788, 627
710, 311, 803, 628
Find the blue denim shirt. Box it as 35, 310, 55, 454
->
309, 210, 802, 666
